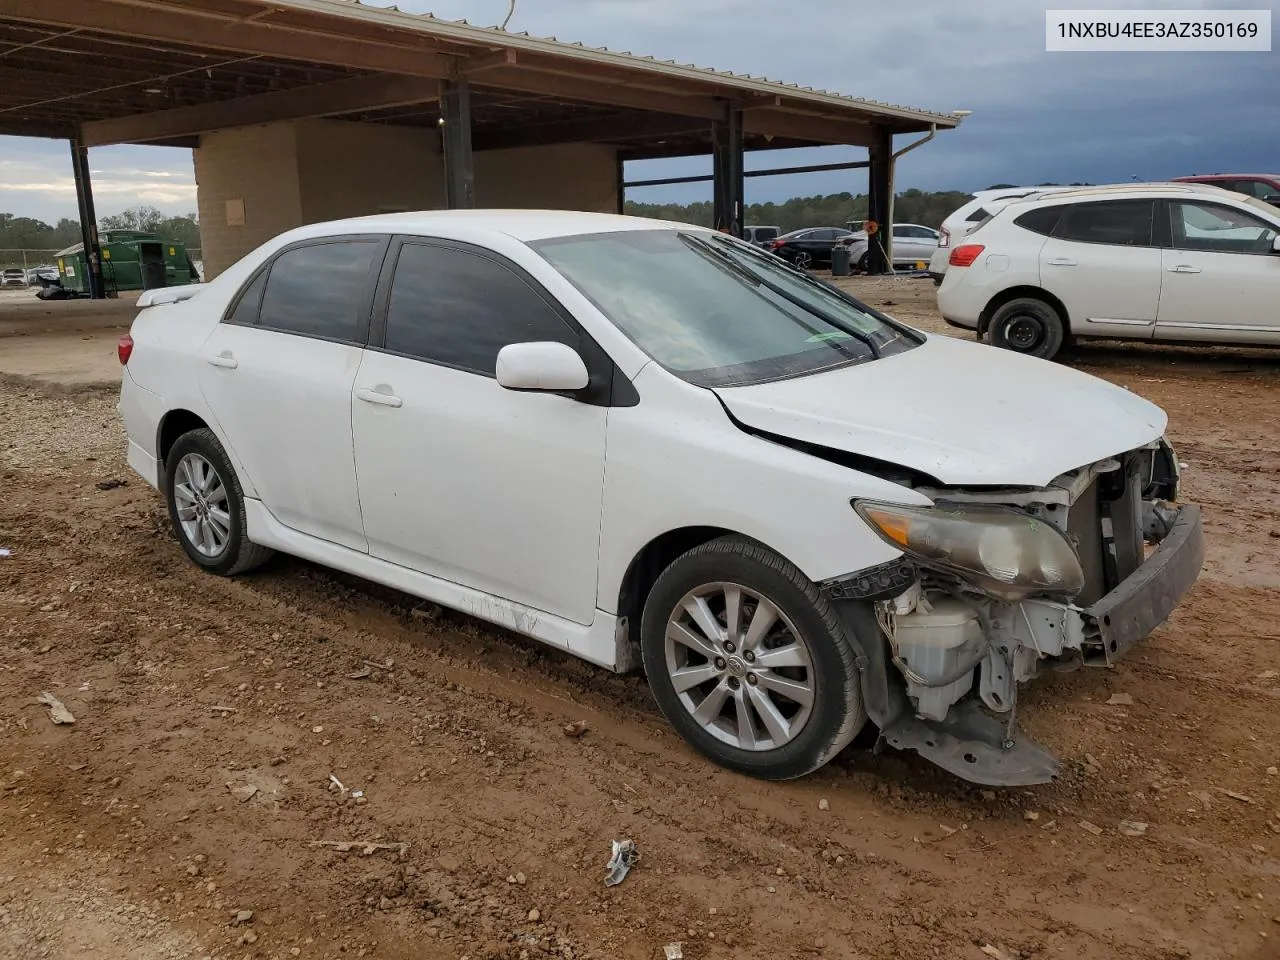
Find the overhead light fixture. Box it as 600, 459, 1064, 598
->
952, 109, 973, 118
144, 87, 164, 94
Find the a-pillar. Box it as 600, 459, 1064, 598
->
69, 136, 106, 299
439, 78, 475, 209
864, 125, 894, 275
712, 104, 744, 237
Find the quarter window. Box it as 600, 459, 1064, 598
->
1052, 200, 1155, 246
383, 243, 577, 375
226, 269, 266, 326
1170, 201, 1279, 255
1014, 206, 1066, 237
257, 241, 379, 341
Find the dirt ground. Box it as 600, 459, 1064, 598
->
2, 276, 1279, 960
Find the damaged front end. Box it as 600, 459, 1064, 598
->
825, 439, 1204, 786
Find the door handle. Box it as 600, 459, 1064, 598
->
206, 353, 238, 369
1168, 265, 1202, 274
1046, 258, 1077, 267
356, 387, 403, 409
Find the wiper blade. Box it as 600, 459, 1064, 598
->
679, 233, 881, 359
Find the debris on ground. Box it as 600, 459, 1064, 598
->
527, 908, 541, 922
307, 840, 408, 857
36, 692, 75, 725
818, 798, 830, 811
0, 548, 10, 557
1268, 767, 1278, 777
210, 705, 237, 715
94, 478, 128, 490
347, 666, 373, 680
604, 838, 639, 887
1024, 811, 1040, 822
362, 658, 394, 672
232, 910, 253, 925
1118, 820, 1149, 837
562, 720, 589, 738
328, 774, 347, 796
1078, 820, 1104, 837
411, 603, 441, 621
664, 944, 684, 960
980, 945, 1014, 960
1217, 788, 1254, 804
1107, 693, 1134, 706
227, 782, 259, 804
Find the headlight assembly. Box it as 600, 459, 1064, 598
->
855, 500, 1085, 600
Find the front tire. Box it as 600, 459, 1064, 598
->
164, 427, 274, 576
988, 297, 1065, 360
640, 536, 867, 780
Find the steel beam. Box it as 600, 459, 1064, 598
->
864, 125, 893, 275
472, 110, 707, 152
625, 159, 871, 189
81, 72, 440, 146
439, 78, 475, 209
712, 104, 744, 236
69, 136, 105, 299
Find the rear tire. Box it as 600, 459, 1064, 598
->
164, 427, 274, 576
640, 536, 867, 780
793, 251, 814, 270
988, 297, 1065, 360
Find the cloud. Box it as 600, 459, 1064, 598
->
0, 0, 1276, 220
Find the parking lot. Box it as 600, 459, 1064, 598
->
2, 276, 1278, 960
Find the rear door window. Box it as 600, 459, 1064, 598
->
257, 240, 380, 342
1052, 200, 1155, 247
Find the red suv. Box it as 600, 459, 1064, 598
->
1172, 173, 1280, 207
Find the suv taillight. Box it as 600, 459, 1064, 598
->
938, 226, 951, 249
118, 335, 133, 365
949, 244, 985, 268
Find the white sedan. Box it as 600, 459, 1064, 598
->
841, 223, 940, 271
118, 210, 1202, 785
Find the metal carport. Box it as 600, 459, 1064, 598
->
0, 0, 961, 293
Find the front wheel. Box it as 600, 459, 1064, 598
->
640, 537, 867, 780
164, 427, 274, 576
987, 297, 1066, 360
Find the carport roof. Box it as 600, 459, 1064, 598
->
0, 0, 960, 156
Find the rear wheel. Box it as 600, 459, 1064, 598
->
164, 428, 274, 576
793, 251, 814, 270
988, 297, 1065, 360
640, 536, 867, 780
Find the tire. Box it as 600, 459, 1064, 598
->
640, 536, 867, 780
856, 253, 869, 274
164, 427, 274, 576
988, 297, 1065, 360
793, 251, 813, 270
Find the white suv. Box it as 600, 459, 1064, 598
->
117, 210, 1202, 786
937, 183, 1280, 359
927, 186, 1075, 283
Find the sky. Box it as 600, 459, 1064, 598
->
1, 0, 1277, 223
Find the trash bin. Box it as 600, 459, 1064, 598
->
831, 244, 851, 277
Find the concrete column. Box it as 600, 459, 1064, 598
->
69, 136, 106, 299
865, 125, 894, 275
439, 79, 475, 209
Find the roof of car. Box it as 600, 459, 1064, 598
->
282, 209, 705, 244
1002, 182, 1246, 207
1173, 173, 1280, 180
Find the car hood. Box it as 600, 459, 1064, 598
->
713, 335, 1167, 488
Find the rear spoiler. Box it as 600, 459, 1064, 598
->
137, 284, 203, 308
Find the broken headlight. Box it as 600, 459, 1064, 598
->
854, 501, 1085, 600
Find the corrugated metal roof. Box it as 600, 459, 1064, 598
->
247, 0, 961, 129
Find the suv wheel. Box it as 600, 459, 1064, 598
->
640, 536, 867, 780
988, 297, 1065, 360
164, 427, 274, 576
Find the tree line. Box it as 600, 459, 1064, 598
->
0, 205, 201, 257
624, 185, 1094, 232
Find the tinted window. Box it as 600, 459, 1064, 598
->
1053, 200, 1154, 246
1170, 201, 1279, 255
383, 243, 576, 375
258, 241, 378, 341
965, 207, 991, 222
1014, 206, 1066, 236
226, 269, 266, 326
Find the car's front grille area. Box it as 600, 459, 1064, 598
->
1068, 454, 1146, 606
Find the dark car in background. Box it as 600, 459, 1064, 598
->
1173, 174, 1280, 207
766, 227, 853, 268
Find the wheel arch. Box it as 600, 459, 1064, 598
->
155, 408, 258, 500
978, 286, 1070, 339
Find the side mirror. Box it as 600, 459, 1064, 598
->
1272, 235, 1280, 254
496, 341, 589, 392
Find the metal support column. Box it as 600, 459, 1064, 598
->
865, 125, 894, 275
439, 78, 475, 209
616, 154, 626, 215
711, 104, 744, 236
69, 136, 106, 299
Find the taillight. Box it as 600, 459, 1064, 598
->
118, 335, 133, 365
769, 239, 785, 249
938, 226, 951, 248
949, 244, 985, 268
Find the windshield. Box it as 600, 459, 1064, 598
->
532, 229, 920, 387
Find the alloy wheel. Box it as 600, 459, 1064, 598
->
173, 452, 231, 557
664, 582, 815, 751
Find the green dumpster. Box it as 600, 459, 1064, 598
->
55, 231, 199, 296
